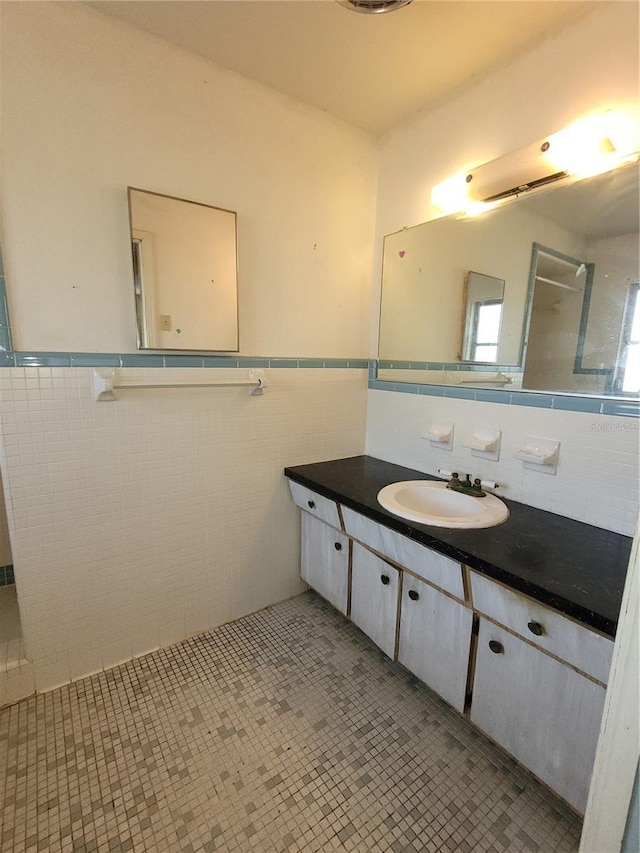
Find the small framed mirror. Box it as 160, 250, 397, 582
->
460, 271, 505, 362
128, 188, 239, 352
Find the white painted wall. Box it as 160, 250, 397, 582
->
373, 2, 639, 246
0, 2, 377, 357
0, 3, 374, 704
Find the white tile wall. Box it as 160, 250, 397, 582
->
366, 390, 639, 536
0, 367, 368, 703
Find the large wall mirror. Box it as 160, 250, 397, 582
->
378, 161, 639, 398
128, 188, 239, 352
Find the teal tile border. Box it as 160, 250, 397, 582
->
70, 353, 122, 367
377, 358, 522, 373
603, 400, 640, 418
1, 348, 635, 416
121, 354, 164, 367
163, 355, 206, 367
0, 351, 375, 371
16, 352, 72, 367
368, 373, 640, 418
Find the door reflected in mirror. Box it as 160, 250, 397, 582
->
378, 161, 639, 399
128, 188, 239, 352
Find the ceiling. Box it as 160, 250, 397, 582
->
90, 0, 594, 136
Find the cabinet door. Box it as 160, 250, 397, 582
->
398, 576, 473, 714
470, 620, 606, 814
301, 513, 349, 615
350, 543, 400, 659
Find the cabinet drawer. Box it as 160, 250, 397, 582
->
289, 481, 342, 530
341, 506, 464, 599
470, 572, 613, 684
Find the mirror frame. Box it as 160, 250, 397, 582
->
128, 187, 240, 354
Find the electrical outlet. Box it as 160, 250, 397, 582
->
159, 314, 171, 331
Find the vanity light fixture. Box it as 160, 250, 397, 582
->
431, 108, 640, 216
337, 0, 413, 13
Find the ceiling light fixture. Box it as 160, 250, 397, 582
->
337, 0, 413, 14
431, 108, 640, 217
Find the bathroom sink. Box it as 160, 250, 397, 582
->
377, 481, 509, 529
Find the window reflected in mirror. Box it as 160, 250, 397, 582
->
461, 272, 505, 363
617, 283, 640, 394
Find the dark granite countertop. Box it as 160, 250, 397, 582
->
284, 455, 633, 638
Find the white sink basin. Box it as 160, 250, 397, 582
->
377, 480, 509, 529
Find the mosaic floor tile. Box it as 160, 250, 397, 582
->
0, 592, 582, 852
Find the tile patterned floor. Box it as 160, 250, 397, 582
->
0, 592, 582, 853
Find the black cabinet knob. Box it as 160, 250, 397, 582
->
307, 500, 315, 509
489, 640, 504, 654
334, 542, 342, 551
381, 574, 390, 585
408, 590, 419, 601
527, 621, 544, 636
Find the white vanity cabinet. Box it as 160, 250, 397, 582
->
301, 513, 349, 615
470, 619, 607, 814
289, 476, 615, 815
350, 543, 400, 659
397, 576, 473, 714
469, 571, 613, 814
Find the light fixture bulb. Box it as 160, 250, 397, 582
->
431, 173, 469, 215
337, 0, 413, 13
430, 108, 640, 217
544, 110, 640, 179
